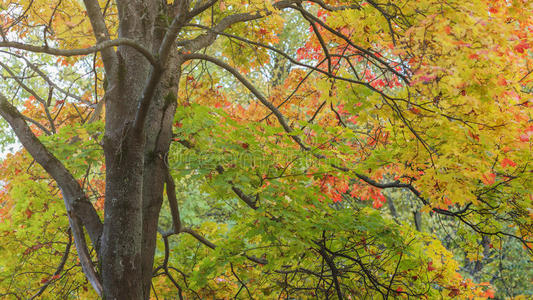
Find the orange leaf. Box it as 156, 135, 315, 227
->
500, 158, 516, 168
481, 173, 496, 185
483, 288, 496, 298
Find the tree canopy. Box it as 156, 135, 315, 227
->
0, 0, 531, 299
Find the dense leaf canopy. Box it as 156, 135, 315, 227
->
0, 0, 531, 299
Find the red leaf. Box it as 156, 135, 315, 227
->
409, 106, 421, 114
25, 208, 33, 219
372, 200, 383, 208
481, 173, 496, 185
483, 288, 496, 298
497, 76, 508, 86
448, 287, 461, 297
468, 130, 479, 142
347, 115, 358, 124
514, 42, 529, 54
500, 158, 516, 168
332, 191, 342, 203
427, 261, 436, 272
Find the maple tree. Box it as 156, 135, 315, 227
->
0, 0, 531, 299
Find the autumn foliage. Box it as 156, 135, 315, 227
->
0, 0, 532, 299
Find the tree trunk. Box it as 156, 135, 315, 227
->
96, 1, 170, 297
139, 66, 181, 299
101, 131, 145, 299
99, 46, 148, 298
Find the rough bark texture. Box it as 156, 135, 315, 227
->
96, 1, 158, 298
139, 57, 181, 298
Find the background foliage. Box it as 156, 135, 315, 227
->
0, 0, 532, 298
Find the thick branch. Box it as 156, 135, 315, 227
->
180, 227, 217, 249
317, 243, 343, 300
165, 167, 182, 234
0, 93, 103, 294
21, 115, 52, 136
0, 38, 157, 66
131, 0, 191, 134
180, 0, 300, 54
298, 3, 332, 73
181, 12, 265, 53
306, 0, 361, 11
158, 212, 266, 265
0, 50, 90, 104
190, 0, 219, 18
82, 0, 117, 72
0, 93, 102, 240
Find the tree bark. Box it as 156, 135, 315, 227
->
139, 58, 181, 299
95, 1, 165, 297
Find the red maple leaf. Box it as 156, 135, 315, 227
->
481, 173, 496, 185
500, 158, 516, 168
427, 261, 436, 272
